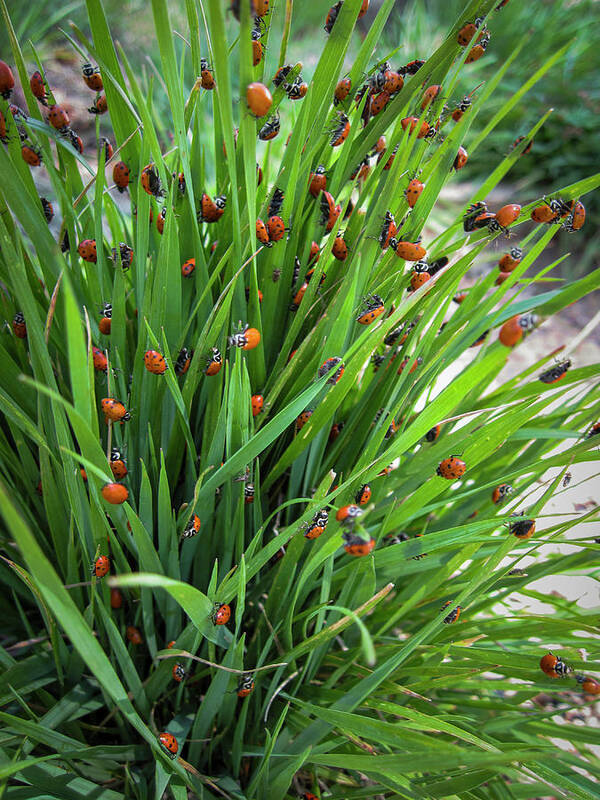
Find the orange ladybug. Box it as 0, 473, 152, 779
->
405, 178, 424, 208
228, 323, 261, 350
343, 533, 375, 557
126, 625, 143, 645
356, 295, 384, 325
251, 394, 264, 416
101, 483, 129, 504
144, 349, 168, 375
211, 602, 231, 625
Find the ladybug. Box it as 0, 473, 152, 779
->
0, 109, 7, 143
92, 555, 110, 578
198, 193, 226, 222
343, 533, 376, 557
309, 165, 327, 197
296, 410, 313, 431
379, 144, 398, 170
356, 295, 385, 325
463, 201, 489, 232
229, 0, 259, 20
452, 96, 472, 122
540, 652, 569, 678
245, 286, 263, 303
156, 207, 167, 235
563, 200, 585, 233
211, 602, 231, 625
318, 357, 344, 385
369, 90, 390, 117
256, 218, 271, 246
175, 347, 193, 376
0, 60, 15, 99
290, 281, 308, 312
140, 164, 163, 197
398, 58, 425, 76
92, 346, 108, 373
530, 200, 561, 224
101, 397, 131, 423
111, 161, 131, 193
511, 135, 533, 155
101, 482, 129, 504
457, 18, 484, 46
200, 58, 215, 90
382, 69, 403, 94
110, 588, 123, 609
453, 145, 469, 170
99, 303, 112, 335
492, 483, 513, 504
355, 484, 371, 505
324, 1, 342, 33
410, 264, 431, 291
21, 143, 42, 167
495, 272, 510, 286
390, 239, 427, 261
471, 330, 489, 347
182, 513, 201, 538
181, 257, 196, 278
88, 94, 108, 114
205, 347, 223, 376
273, 64, 293, 87
267, 215, 285, 242
127, 625, 143, 645
576, 675, 600, 695
158, 732, 178, 757
488, 204, 521, 233
329, 422, 344, 442
237, 674, 255, 698
144, 349, 167, 375
67, 129, 84, 154
40, 197, 53, 223
442, 601, 461, 624
372, 135, 387, 155
251, 394, 264, 416
421, 84, 441, 110
30, 70, 48, 105
586, 422, 600, 439
320, 191, 341, 233
330, 113, 350, 147
228, 323, 261, 350
285, 77, 308, 100
82, 63, 103, 91
379, 211, 397, 249
258, 114, 280, 140
304, 794, 319, 800
334, 77, 352, 104
498, 313, 538, 347
498, 247, 522, 272
466, 35, 490, 63
437, 456, 466, 480
539, 359, 571, 384
453, 292, 467, 304
172, 663, 186, 682
109, 449, 127, 480
251, 26, 264, 67
400, 116, 430, 138
332, 233, 348, 261
425, 424, 441, 443
336, 504, 363, 524
508, 518, 536, 539
304, 509, 329, 539
112, 243, 133, 271
78, 239, 97, 263
308, 240, 321, 264
405, 178, 424, 208
99, 137, 113, 161
268, 188, 285, 217
246, 81, 272, 117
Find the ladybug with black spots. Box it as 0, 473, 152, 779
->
437, 456, 466, 480
158, 732, 178, 757
356, 295, 384, 325
343, 533, 376, 557
508, 518, 535, 539
82, 63, 103, 91
141, 164, 163, 198
211, 602, 231, 625
355, 484, 371, 505
540, 652, 569, 678
92, 555, 110, 578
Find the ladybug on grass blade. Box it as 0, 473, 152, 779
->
336, 504, 363, 525
309, 165, 327, 197
273, 64, 293, 87
492, 483, 513, 504
332, 232, 348, 261
251, 394, 263, 416
30, 70, 48, 105
508, 518, 535, 539
539, 359, 571, 384
425, 424, 441, 443
343, 533, 375, 557
112, 243, 133, 271
88, 94, 107, 114
182, 514, 201, 538
144, 350, 167, 375
101, 483, 129, 505
200, 58, 215, 90
405, 178, 424, 208
304, 509, 329, 539
324, 1, 343, 33
355, 484, 371, 505
110, 449, 128, 480
99, 303, 112, 335
211, 602, 231, 626
563, 201, 585, 233
437, 456, 466, 480
378, 211, 397, 249
92, 346, 108, 373
441, 601, 461, 624
390, 239, 427, 261
453, 145, 468, 170
576, 674, 600, 695
101, 397, 131, 423
158, 732, 178, 758
92, 555, 110, 578
267, 215, 285, 242
198, 193, 226, 222
228, 323, 261, 350
172, 663, 186, 683
330, 113, 350, 147
356, 295, 384, 325
113, 161, 130, 192
318, 357, 344, 385
246, 81, 272, 117
499, 247, 522, 272
487, 204, 521, 234
174, 348, 193, 376
140, 164, 163, 197
237, 674, 255, 698
205, 347, 223, 376
82, 63, 103, 91
540, 652, 569, 678
0, 60, 15, 99
258, 114, 280, 140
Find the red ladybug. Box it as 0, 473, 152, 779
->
355, 484, 371, 505
511, 135, 533, 155
112, 161, 130, 192
452, 96, 472, 122
309, 165, 327, 197
110, 588, 123, 609
330, 113, 350, 147
539, 359, 571, 384
110, 449, 128, 480
576, 674, 600, 694
586, 422, 600, 439
410, 264, 431, 291
237, 674, 255, 698
228, 324, 261, 350
126, 625, 143, 644
246, 81, 272, 117
466, 35, 490, 63
181, 257, 196, 277
172, 663, 186, 682
324, 1, 342, 33
405, 178, 424, 208
304, 509, 329, 539
378, 211, 398, 251
205, 347, 223, 376
158, 732, 178, 757
296, 410, 313, 431
175, 347, 193, 376
182, 513, 201, 538
390, 239, 427, 261
82, 63, 103, 91
200, 58, 215, 90
285, 77, 308, 100
457, 19, 484, 46
99, 303, 112, 335
140, 164, 163, 197
334, 77, 352, 104
144, 350, 167, 375
442, 601, 461, 624
488, 204, 521, 233
93, 555, 110, 578
320, 191, 341, 233
563, 200, 585, 233
256, 218, 271, 246
437, 456, 466, 480
211, 602, 231, 625
30, 70, 48, 105
22, 143, 42, 166
251, 27, 264, 67
383, 69, 403, 93
273, 64, 293, 87
156, 207, 167, 235
267, 215, 285, 242
336, 504, 363, 524
99, 137, 113, 161
332, 233, 348, 261
0, 60, 15, 99
492, 483, 513, 504
398, 58, 425, 76
425, 424, 441, 443
101, 483, 129, 504
78, 239, 97, 263
258, 114, 280, 141
498, 247, 522, 272
453, 145, 468, 170
343, 533, 375, 557
251, 394, 264, 416
356, 295, 385, 325
198, 193, 226, 222
88, 94, 108, 114
540, 652, 569, 678
509, 518, 536, 539
400, 116, 430, 138
421, 84, 441, 109
92, 346, 108, 372
101, 397, 131, 423
318, 357, 344, 385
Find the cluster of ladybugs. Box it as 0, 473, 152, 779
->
539, 652, 600, 696
0, 58, 108, 167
